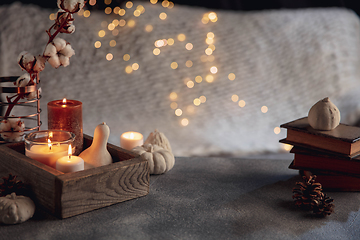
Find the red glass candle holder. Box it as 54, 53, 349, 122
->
47, 99, 83, 155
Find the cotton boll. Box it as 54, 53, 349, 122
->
17, 52, 35, 72
9, 118, 25, 132
58, 0, 86, 13
0, 119, 25, 142
59, 44, 75, 58
48, 55, 61, 68
33, 55, 46, 73
62, 24, 75, 34
44, 43, 57, 57
59, 55, 70, 67
15, 73, 31, 87
53, 38, 67, 52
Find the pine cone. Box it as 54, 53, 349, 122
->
312, 194, 335, 217
292, 175, 322, 210
0, 173, 28, 197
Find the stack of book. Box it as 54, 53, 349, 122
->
280, 117, 360, 191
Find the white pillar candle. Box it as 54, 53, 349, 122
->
25, 140, 69, 168
56, 145, 84, 173
120, 131, 144, 150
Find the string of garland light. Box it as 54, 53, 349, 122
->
48, 0, 286, 149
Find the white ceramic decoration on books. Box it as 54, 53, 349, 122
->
308, 97, 341, 131
79, 122, 112, 168
132, 144, 175, 175
0, 193, 35, 224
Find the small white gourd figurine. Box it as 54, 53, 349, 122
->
0, 193, 35, 224
79, 122, 112, 168
308, 97, 341, 130
144, 129, 172, 153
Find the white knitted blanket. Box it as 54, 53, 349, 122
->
1, 2, 360, 156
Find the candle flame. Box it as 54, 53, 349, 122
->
48, 139, 52, 150
63, 98, 67, 104
68, 144, 72, 159
130, 132, 134, 139
49, 131, 53, 138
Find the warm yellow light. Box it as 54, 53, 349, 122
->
83, 10, 91, 17
185, 60, 193, 68
145, 25, 153, 32
207, 32, 215, 39
150, 0, 158, 4
200, 55, 207, 62
155, 40, 165, 47
123, 54, 130, 61
208, 44, 216, 51
134, 10, 141, 17
228, 73, 236, 81
210, 66, 218, 74
119, 9, 126, 16
167, 38, 175, 45
187, 105, 195, 114
106, 53, 113, 61
171, 62, 178, 69
132, 63, 139, 70
169, 92, 178, 100
105, 7, 112, 14
186, 80, 194, 88
127, 20, 136, 27
98, 30, 105, 37
159, 12, 167, 20
77, 9, 84, 16
175, 108, 183, 116
193, 98, 201, 106
199, 96, 206, 103
108, 23, 115, 31
137, 5, 145, 13
181, 118, 189, 127
49, 13, 56, 20
208, 12, 217, 20
238, 100, 246, 108
104, 0, 112, 4
205, 48, 213, 55
231, 94, 239, 102
114, 6, 120, 14
185, 43, 193, 50
125, 65, 133, 74
261, 106, 268, 113
195, 76, 202, 83
283, 144, 292, 151
274, 127, 281, 135
119, 19, 126, 26
112, 19, 119, 26
205, 74, 214, 83
126, 1, 133, 8
153, 48, 161, 55
89, 0, 96, 6
170, 102, 178, 109
177, 34, 186, 42
206, 38, 214, 45
94, 41, 101, 48
168, 1, 174, 8
62, 98, 66, 104
112, 29, 119, 36
109, 40, 116, 47
162, 0, 170, 7
202, 15, 209, 24
207, 55, 215, 62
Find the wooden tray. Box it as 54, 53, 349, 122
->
0, 134, 149, 219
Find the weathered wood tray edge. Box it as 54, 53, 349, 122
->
0, 134, 150, 219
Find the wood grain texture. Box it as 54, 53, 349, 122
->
0, 134, 150, 218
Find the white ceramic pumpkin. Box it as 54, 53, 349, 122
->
308, 97, 341, 130
132, 144, 175, 174
144, 129, 172, 153
0, 193, 35, 224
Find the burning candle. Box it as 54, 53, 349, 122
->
48, 98, 83, 155
25, 130, 75, 168
56, 145, 84, 173
120, 131, 144, 150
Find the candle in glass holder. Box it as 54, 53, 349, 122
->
25, 130, 75, 168
120, 131, 143, 150
48, 98, 83, 155
56, 145, 84, 173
